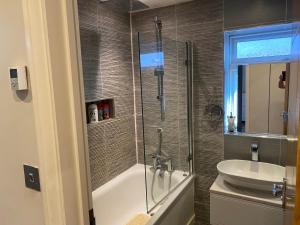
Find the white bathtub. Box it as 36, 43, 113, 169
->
92, 164, 194, 225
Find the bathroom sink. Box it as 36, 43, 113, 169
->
217, 160, 285, 192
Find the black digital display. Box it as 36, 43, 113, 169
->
10, 69, 18, 78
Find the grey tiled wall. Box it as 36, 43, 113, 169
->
78, 0, 136, 190
224, 0, 287, 30
132, 1, 224, 224
288, 0, 300, 21
224, 0, 298, 30
224, 134, 287, 166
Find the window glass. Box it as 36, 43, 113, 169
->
236, 37, 292, 59
140, 52, 164, 68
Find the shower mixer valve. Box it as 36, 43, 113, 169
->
150, 154, 173, 176
148, 127, 173, 175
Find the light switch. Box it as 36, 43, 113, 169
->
23, 165, 41, 192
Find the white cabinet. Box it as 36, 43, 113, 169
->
210, 176, 292, 225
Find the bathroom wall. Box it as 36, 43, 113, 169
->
78, 0, 137, 190
244, 63, 287, 134
0, 1, 45, 225
224, 0, 297, 30
224, 134, 287, 165
132, 1, 224, 224
288, 0, 300, 21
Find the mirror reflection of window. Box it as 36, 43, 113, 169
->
224, 23, 298, 136
237, 63, 289, 135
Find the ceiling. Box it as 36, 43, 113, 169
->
131, 0, 193, 12
99, 0, 194, 13
139, 0, 192, 8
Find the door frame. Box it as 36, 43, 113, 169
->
22, 0, 91, 224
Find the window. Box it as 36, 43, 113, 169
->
236, 37, 292, 59
140, 52, 164, 68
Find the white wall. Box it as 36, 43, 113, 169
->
287, 61, 300, 137
269, 63, 286, 134
0, 1, 45, 225
246, 63, 286, 134
246, 64, 270, 133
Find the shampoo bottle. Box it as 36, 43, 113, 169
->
88, 104, 98, 123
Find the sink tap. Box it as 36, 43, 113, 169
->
250, 143, 259, 161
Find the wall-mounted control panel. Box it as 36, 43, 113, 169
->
23, 164, 41, 192
9, 66, 28, 90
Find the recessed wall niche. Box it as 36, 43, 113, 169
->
86, 99, 115, 124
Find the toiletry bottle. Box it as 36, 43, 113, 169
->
97, 103, 103, 121
88, 104, 98, 123
227, 112, 235, 132
103, 102, 110, 120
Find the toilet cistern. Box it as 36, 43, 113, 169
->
250, 143, 259, 161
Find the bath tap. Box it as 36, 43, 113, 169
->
148, 128, 173, 175
155, 155, 172, 170
149, 153, 173, 176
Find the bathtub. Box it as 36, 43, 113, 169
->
92, 164, 195, 225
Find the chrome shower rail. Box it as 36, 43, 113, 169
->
154, 16, 165, 121
186, 41, 194, 173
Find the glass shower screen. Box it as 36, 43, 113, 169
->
137, 29, 194, 212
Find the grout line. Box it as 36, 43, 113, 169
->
130, 12, 139, 163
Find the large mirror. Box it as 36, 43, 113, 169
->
224, 23, 299, 136
237, 63, 290, 135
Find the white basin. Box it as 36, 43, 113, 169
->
217, 160, 285, 192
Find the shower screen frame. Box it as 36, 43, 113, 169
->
138, 31, 194, 213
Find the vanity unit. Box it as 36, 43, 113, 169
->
210, 176, 292, 225
210, 160, 293, 225
219, 22, 299, 225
